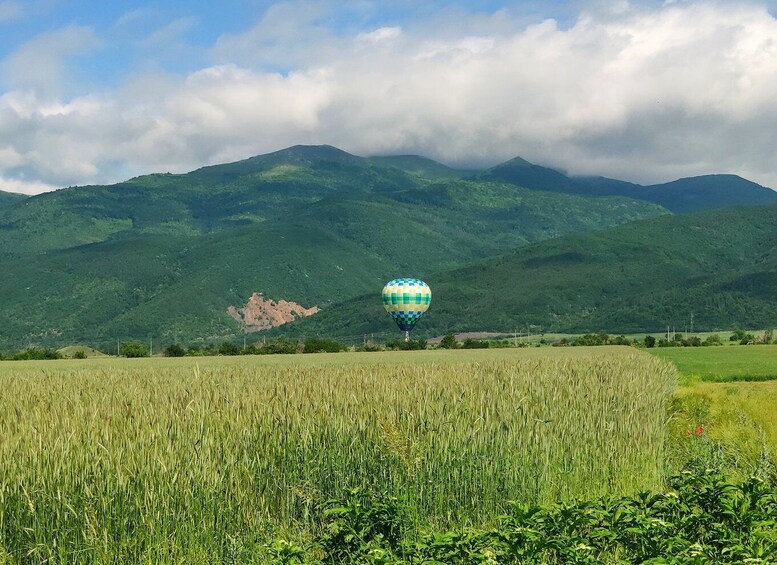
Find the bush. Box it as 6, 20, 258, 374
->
439, 334, 458, 349
185, 345, 210, 356
11, 348, 62, 360
164, 344, 186, 357
355, 343, 383, 352
461, 338, 489, 349
644, 335, 656, 348
703, 334, 723, 346
573, 333, 607, 346
386, 339, 427, 351
72, 350, 87, 359
258, 337, 300, 355
218, 341, 241, 356
316, 488, 406, 562
303, 338, 346, 353
120, 341, 149, 358
730, 329, 755, 344
681, 336, 702, 347
265, 471, 777, 563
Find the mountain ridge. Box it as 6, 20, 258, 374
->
476, 159, 777, 212
1, 144, 776, 349
0, 145, 669, 348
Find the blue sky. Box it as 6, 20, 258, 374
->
3, 0, 777, 193
1, 1, 582, 85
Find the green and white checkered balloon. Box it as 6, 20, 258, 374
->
381, 278, 431, 332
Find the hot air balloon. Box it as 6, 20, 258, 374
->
382, 278, 431, 342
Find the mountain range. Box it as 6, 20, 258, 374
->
0, 145, 775, 349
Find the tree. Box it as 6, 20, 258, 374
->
439, 334, 457, 349
644, 335, 656, 348
120, 341, 149, 358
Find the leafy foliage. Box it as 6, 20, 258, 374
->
271, 470, 777, 563
303, 338, 346, 353
438, 334, 457, 349
163, 343, 186, 357
5, 348, 62, 360
119, 340, 149, 357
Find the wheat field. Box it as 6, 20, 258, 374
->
0, 347, 675, 562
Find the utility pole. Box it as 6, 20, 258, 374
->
150, 336, 153, 356
117, 339, 120, 356
690, 312, 694, 335
514, 329, 517, 347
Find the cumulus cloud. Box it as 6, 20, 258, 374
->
3, 1, 777, 193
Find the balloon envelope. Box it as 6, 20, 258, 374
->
382, 278, 431, 331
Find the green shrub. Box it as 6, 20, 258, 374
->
164, 344, 186, 357
258, 337, 300, 355
119, 341, 149, 358
461, 338, 489, 349
439, 334, 458, 349
303, 338, 346, 353
703, 334, 723, 346
218, 341, 241, 356
11, 348, 62, 360
386, 339, 427, 351
269, 470, 777, 563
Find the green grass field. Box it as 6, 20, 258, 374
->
0, 347, 675, 562
647, 345, 777, 488
651, 344, 777, 383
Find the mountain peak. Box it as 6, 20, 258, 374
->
499, 155, 534, 168
257, 144, 362, 166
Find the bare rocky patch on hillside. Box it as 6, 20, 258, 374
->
227, 292, 319, 332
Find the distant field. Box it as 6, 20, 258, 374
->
651, 345, 777, 382
0, 347, 674, 561
5, 345, 643, 368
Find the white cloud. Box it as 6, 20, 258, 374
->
3, 1, 777, 193
357, 26, 402, 43
1, 26, 100, 97
0, 176, 58, 195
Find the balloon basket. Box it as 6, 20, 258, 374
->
404, 330, 410, 343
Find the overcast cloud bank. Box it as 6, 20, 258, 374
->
2, 1, 777, 194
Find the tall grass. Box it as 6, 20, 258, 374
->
0, 348, 675, 562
